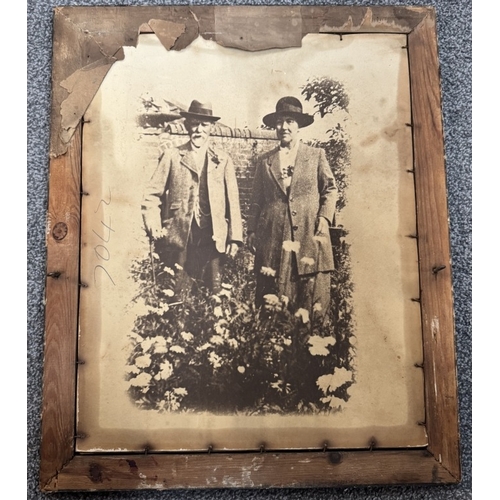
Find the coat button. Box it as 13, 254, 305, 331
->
289, 196, 293, 201
291, 210, 297, 216
292, 225, 298, 231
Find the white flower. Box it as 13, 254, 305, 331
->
163, 266, 175, 276
313, 302, 323, 313
213, 306, 223, 318
214, 323, 228, 336
221, 283, 232, 290
263, 294, 280, 305
282, 240, 300, 252
295, 308, 310, 324
170, 345, 185, 354
283, 337, 292, 346
181, 331, 194, 342
208, 352, 222, 369
211, 295, 222, 304
300, 256, 315, 266
316, 368, 353, 395
156, 361, 173, 380
126, 365, 140, 374
129, 372, 152, 387
308, 335, 336, 356
197, 342, 212, 351
218, 289, 231, 298
173, 387, 188, 396
320, 395, 344, 408
274, 345, 284, 353
158, 303, 170, 315
227, 338, 238, 349
237, 366, 245, 374
134, 354, 152, 368
164, 289, 174, 297
174, 263, 183, 271
210, 335, 224, 345
260, 266, 276, 277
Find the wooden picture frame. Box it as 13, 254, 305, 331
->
40, 5, 460, 491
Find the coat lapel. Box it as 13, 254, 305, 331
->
268, 148, 287, 196
179, 144, 199, 176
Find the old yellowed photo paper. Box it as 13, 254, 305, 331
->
77, 33, 426, 452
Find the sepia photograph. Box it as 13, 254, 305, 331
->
76, 32, 426, 452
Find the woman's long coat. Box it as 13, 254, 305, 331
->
247, 142, 337, 277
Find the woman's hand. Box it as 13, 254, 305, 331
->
247, 232, 257, 254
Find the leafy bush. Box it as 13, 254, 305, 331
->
126, 246, 354, 414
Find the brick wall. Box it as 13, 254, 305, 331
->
138, 123, 279, 220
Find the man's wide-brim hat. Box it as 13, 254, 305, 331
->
263, 96, 314, 129
180, 100, 220, 122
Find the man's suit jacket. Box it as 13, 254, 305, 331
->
247, 142, 337, 276
142, 142, 243, 254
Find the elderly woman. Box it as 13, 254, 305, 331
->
247, 96, 337, 318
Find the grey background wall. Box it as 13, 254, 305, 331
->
27, 0, 472, 498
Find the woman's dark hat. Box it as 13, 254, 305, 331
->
263, 96, 314, 129
180, 100, 220, 122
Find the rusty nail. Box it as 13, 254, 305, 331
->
79, 282, 89, 288
406, 169, 415, 173
407, 233, 418, 239
323, 442, 329, 452
414, 362, 424, 369
74, 433, 86, 440
405, 122, 412, 127
369, 438, 376, 452
411, 297, 421, 303
76, 360, 86, 365
259, 444, 265, 454
207, 445, 213, 454
81, 190, 89, 196
432, 265, 446, 274
47, 271, 61, 279
144, 445, 150, 455
418, 421, 426, 427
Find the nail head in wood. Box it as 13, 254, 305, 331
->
47, 271, 61, 279
207, 445, 213, 454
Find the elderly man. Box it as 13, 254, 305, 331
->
247, 96, 337, 317
142, 100, 243, 294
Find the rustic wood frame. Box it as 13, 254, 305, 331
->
40, 5, 460, 491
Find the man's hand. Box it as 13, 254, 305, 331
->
247, 232, 256, 254
226, 242, 239, 258
150, 227, 167, 240
315, 217, 330, 237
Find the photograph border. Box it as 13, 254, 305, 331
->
40, 5, 460, 490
